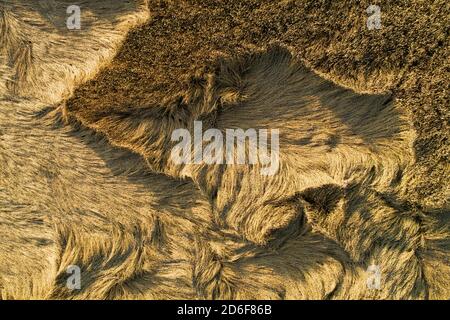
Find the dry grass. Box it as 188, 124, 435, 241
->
0, 0, 448, 299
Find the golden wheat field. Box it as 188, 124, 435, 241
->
0, 0, 448, 301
